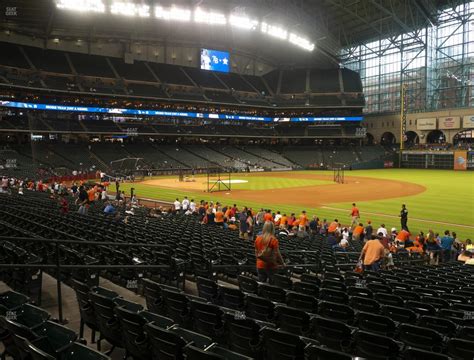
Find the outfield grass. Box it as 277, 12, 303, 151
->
119, 169, 474, 239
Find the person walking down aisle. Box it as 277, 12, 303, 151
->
255, 221, 285, 284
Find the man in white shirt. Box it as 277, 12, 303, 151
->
189, 199, 196, 213
173, 198, 181, 212
274, 211, 282, 224
377, 224, 388, 238
182, 196, 190, 211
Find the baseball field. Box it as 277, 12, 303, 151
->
118, 169, 474, 239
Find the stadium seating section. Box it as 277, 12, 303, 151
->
0, 41, 364, 108
0, 190, 473, 359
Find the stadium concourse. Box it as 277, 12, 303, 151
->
1, 0, 474, 359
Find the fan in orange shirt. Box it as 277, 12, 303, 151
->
352, 223, 364, 241
215, 208, 224, 225
328, 219, 339, 233
298, 211, 308, 231
279, 214, 288, 229
264, 211, 273, 222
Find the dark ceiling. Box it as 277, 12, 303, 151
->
0, 0, 469, 68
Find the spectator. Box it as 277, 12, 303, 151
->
173, 198, 181, 212
298, 211, 308, 232
425, 229, 441, 265
353, 223, 364, 241
440, 230, 454, 262
328, 219, 339, 233
364, 220, 373, 241
104, 202, 116, 215
359, 237, 385, 271
182, 196, 189, 211
246, 210, 254, 239
279, 213, 288, 229
309, 216, 319, 234
76, 186, 88, 215
457, 250, 472, 263
215, 207, 224, 226
466, 239, 474, 251
189, 199, 196, 213
255, 221, 284, 284
377, 224, 388, 238
239, 208, 249, 240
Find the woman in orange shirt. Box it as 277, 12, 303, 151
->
255, 221, 284, 283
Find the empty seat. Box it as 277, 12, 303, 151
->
310, 316, 352, 351
355, 311, 396, 336
223, 314, 262, 358
189, 300, 224, 341
258, 283, 286, 303
272, 274, 293, 290
396, 323, 445, 352
319, 288, 348, 304
347, 286, 373, 298
238, 275, 258, 294
405, 301, 436, 316
349, 296, 381, 313
61, 342, 111, 360
274, 305, 311, 335
381, 305, 417, 324
145, 322, 212, 360
196, 277, 219, 303
374, 292, 404, 307
318, 301, 354, 324
286, 291, 318, 313
260, 327, 307, 360
446, 338, 474, 359
403, 347, 450, 360
245, 294, 274, 322
353, 330, 400, 359
306, 345, 354, 360
220, 287, 245, 311
418, 315, 458, 337
292, 281, 319, 297
185, 344, 253, 359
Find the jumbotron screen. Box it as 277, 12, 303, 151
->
200, 48, 230, 73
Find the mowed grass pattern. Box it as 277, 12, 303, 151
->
120, 169, 474, 239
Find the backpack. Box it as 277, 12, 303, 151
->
257, 237, 276, 265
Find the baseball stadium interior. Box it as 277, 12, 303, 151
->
0, 1, 474, 360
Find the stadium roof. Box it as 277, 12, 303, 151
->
0, 0, 469, 68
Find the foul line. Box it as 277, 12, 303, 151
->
320, 206, 474, 229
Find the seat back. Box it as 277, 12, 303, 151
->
274, 306, 310, 335
223, 314, 261, 358
353, 330, 400, 359
145, 322, 187, 360
245, 294, 274, 322
318, 301, 354, 324
238, 275, 258, 294
397, 323, 444, 352
286, 291, 318, 313
310, 316, 352, 351
115, 306, 149, 360
261, 328, 306, 360
355, 312, 396, 336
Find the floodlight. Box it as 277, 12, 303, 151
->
261, 22, 287, 40
289, 33, 315, 51
56, 0, 105, 13
111, 2, 136, 16
155, 5, 191, 21
194, 8, 227, 25
229, 15, 258, 30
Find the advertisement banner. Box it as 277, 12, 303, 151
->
439, 116, 460, 130
417, 118, 437, 130
463, 115, 474, 129
453, 151, 467, 171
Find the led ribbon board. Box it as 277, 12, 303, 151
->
0, 101, 362, 122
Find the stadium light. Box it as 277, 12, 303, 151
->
111, 2, 150, 17
55, 2, 315, 52
56, 0, 105, 13
155, 5, 191, 21
289, 33, 315, 51
261, 22, 288, 40
229, 15, 259, 30
194, 8, 227, 25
